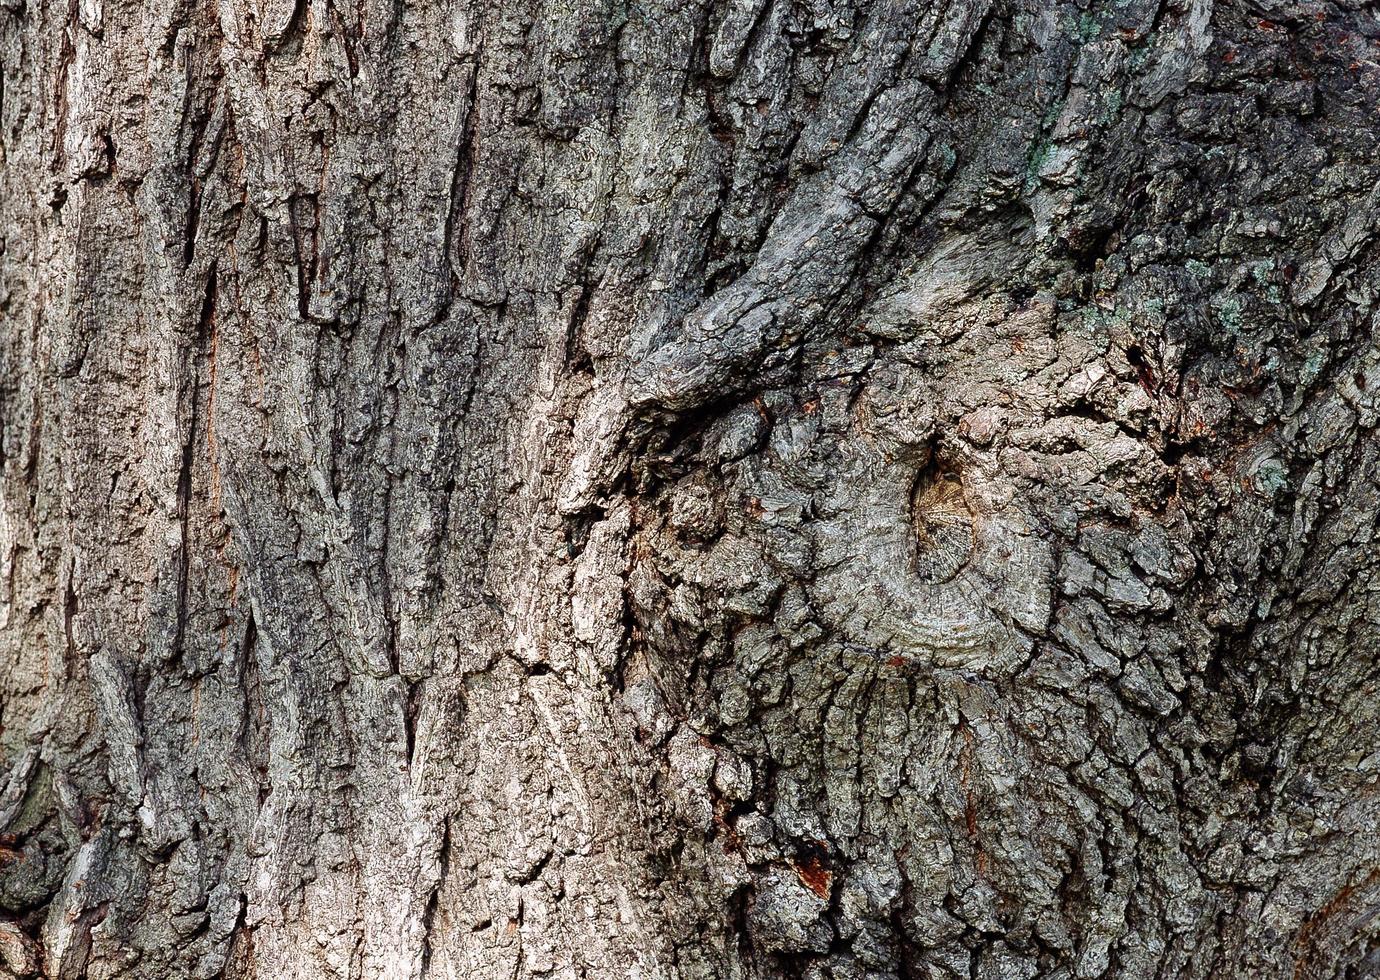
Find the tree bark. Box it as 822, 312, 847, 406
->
3, 0, 1380, 976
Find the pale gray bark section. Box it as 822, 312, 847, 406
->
2, 0, 1380, 976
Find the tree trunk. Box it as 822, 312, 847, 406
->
3, 0, 1379, 975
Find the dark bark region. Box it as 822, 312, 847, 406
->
2, 0, 1380, 976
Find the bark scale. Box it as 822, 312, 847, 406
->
2, 0, 1379, 976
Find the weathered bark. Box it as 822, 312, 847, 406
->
2, 0, 1379, 975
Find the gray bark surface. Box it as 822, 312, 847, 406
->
2, 0, 1379, 976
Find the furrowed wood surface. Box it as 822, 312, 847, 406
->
2, 0, 1379, 976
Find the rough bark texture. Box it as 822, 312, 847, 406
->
3, 0, 1380, 976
